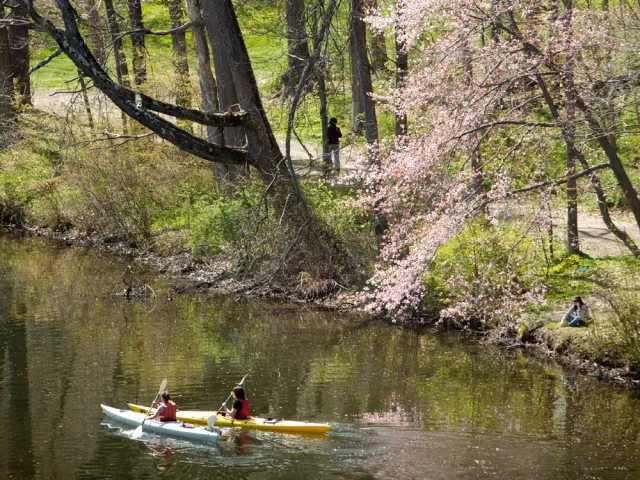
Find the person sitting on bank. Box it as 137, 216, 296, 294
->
326, 117, 343, 172
560, 296, 591, 327
148, 391, 177, 422
219, 386, 250, 420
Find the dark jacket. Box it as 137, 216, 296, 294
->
328, 124, 342, 145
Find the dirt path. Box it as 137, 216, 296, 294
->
553, 210, 640, 257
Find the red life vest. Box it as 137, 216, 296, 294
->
234, 398, 249, 420
158, 400, 177, 422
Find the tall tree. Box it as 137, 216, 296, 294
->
349, 23, 364, 133
283, 0, 310, 96
104, 0, 130, 87
167, 0, 191, 109
84, 0, 106, 66
562, 0, 579, 255
127, 0, 146, 86
350, 0, 378, 154
0, 4, 14, 147
201, 0, 247, 180
186, 0, 223, 145
311, 0, 330, 171
7, 2, 30, 105
394, 0, 407, 136
367, 0, 387, 71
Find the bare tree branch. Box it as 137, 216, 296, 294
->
114, 20, 194, 44
23, 0, 250, 165
28, 47, 62, 73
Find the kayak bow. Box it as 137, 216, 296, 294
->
127, 403, 331, 434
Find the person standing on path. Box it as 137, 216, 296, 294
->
327, 117, 343, 173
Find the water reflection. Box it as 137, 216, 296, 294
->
0, 233, 639, 479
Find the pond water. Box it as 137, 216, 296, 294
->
1, 233, 639, 479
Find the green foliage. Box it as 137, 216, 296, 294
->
0, 115, 60, 224
424, 217, 547, 326
186, 184, 259, 259
302, 180, 377, 274
546, 254, 596, 300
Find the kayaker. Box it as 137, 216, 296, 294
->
148, 391, 177, 422
219, 386, 249, 420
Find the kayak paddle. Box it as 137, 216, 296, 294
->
218, 374, 248, 413
132, 378, 167, 437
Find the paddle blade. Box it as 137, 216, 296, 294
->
158, 379, 167, 395
207, 414, 218, 429
131, 425, 144, 439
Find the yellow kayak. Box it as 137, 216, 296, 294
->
127, 403, 331, 434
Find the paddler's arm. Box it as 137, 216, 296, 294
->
218, 403, 238, 418
147, 404, 165, 420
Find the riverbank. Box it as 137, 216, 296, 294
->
4, 221, 640, 389
0, 223, 363, 309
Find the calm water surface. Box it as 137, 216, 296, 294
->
1, 234, 639, 479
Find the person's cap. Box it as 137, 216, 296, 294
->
329, 117, 337, 124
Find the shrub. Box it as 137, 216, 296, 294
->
425, 217, 547, 327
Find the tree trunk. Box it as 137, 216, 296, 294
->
185, 0, 223, 146
284, 0, 310, 96
201, 0, 248, 180
7, 3, 31, 105
0, 5, 14, 148
127, 0, 147, 86
104, 0, 130, 87
349, 26, 364, 133
84, 0, 106, 67
104, 0, 130, 129
601, 0, 617, 151
367, 0, 387, 72
167, 0, 191, 110
312, 0, 330, 172
394, 0, 407, 136
350, 0, 378, 152
78, 69, 95, 129
563, 0, 579, 254
462, 39, 482, 195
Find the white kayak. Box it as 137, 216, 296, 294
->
100, 404, 220, 444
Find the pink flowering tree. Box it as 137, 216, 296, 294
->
363, 0, 640, 324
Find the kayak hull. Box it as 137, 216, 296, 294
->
101, 404, 220, 443
127, 403, 331, 434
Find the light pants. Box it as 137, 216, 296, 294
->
327, 144, 340, 170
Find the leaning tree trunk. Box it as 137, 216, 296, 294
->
8, 3, 31, 105
201, 0, 248, 181
0, 5, 14, 148
167, 0, 191, 111
127, 0, 146, 86
283, 0, 311, 96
